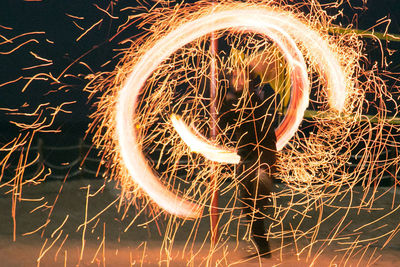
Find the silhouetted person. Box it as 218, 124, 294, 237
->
219, 66, 277, 258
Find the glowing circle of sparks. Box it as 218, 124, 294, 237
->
116, 7, 347, 218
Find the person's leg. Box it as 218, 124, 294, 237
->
250, 167, 273, 257
238, 164, 273, 257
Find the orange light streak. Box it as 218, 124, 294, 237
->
0, 0, 398, 265
171, 114, 240, 164
115, 6, 347, 218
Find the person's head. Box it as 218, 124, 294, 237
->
228, 46, 280, 94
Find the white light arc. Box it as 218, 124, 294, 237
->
116, 8, 346, 218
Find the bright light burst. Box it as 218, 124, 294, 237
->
1, 0, 399, 265
86, 2, 400, 252
85, 0, 399, 259
111, 3, 353, 218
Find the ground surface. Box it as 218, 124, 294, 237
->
0, 178, 400, 266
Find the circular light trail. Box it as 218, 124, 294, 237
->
116, 7, 347, 218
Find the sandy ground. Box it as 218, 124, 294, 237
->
1, 178, 400, 266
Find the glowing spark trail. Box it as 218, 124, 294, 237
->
171, 114, 240, 164
115, 6, 348, 218
1, 1, 399, 265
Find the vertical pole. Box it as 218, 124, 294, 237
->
210, 31, 219, 246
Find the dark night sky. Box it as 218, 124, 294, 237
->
0, 0, 399, 141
